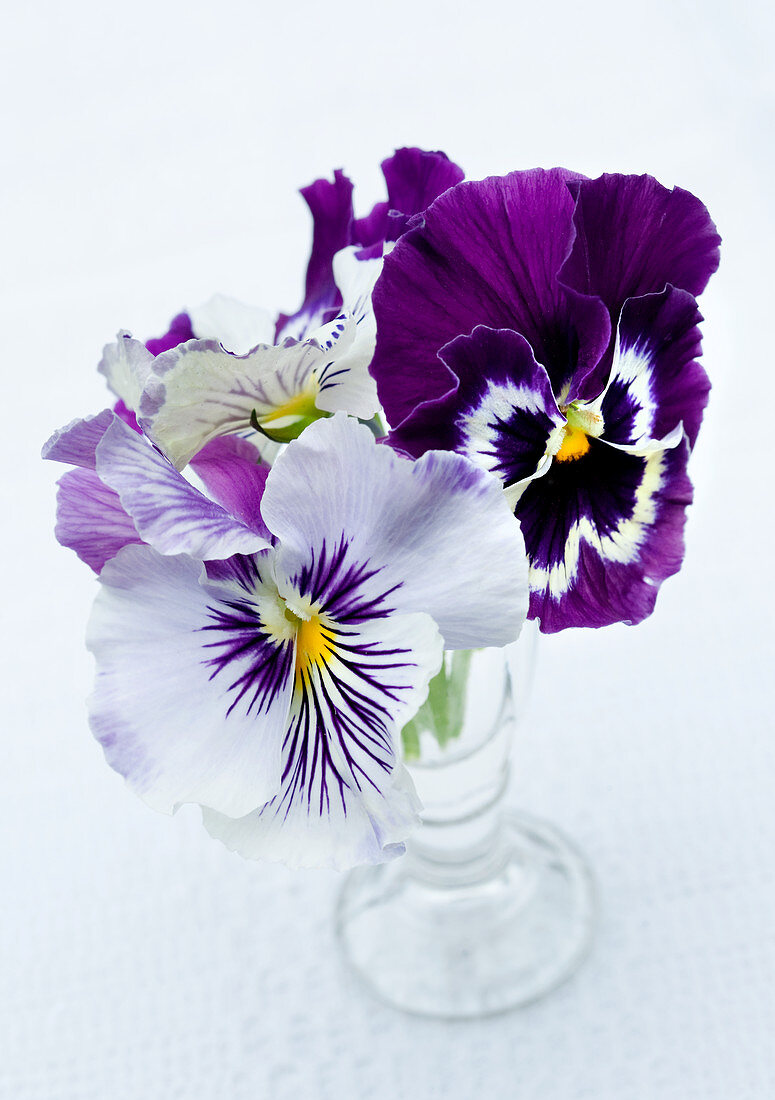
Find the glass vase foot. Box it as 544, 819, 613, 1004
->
336, 809, 596, 1019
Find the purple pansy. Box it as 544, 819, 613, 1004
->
84, 414, 528, 869
277, 147, 465, 339
371, 168, 720, 632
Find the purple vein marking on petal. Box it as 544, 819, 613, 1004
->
42, 409, 115, 469
200, 557, 294, 719
55, 467, 142, 572
289, 535, 402, 622
267, 631, 416, 823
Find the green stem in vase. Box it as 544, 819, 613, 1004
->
400, 649, 475, 760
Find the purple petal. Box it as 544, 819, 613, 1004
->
113, 399, 142, 433
55, 468, 142, 572
42, 409, 115, 469
380, 147, 465, 239
517, 436, 693, 631
145, 312, 194, 355
351, 200, 391, 249
189, 435, 271, 537
95, 418, 271, 560
296, 169, 354, 319
371, 168, 610, 428
603, 286, 709, 450
561, 174, 721, 320
353, 147, 465, 245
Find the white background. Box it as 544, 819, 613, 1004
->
2, 0, 774, 1096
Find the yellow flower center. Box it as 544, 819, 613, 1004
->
555, 424, 591, 463
284, 606, 336, 686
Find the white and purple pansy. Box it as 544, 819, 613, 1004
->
42, 409, 272, 573
370, 168, 720, 632
79, 414, 527, 869
134, 245, 388, 471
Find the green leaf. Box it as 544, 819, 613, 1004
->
399, 649, 476, 759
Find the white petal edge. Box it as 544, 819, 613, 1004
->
87, 545, 291, 817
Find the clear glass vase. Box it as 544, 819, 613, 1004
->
335, 628, 596, 1018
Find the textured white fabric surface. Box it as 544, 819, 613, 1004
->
3, 0, 774, 1096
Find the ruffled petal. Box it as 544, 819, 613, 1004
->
87, 546, 292, 817
295, 168, 354, 322
371, 168, 610, 427
55, 468, 142, 572
203, 610, 438, 870
98, 333, 155, 413
261, 413, 528, 650
381, 147, 465, 237
189, 294, 275, 355
517, 436, 693, 631
561, 174, 721, 320
95, 418, 271, 560
139, 335, 338, 469
42, 409, 115, 469
599, 286, 709, 450
353, 147, 465, 245
390, 327, 565, 495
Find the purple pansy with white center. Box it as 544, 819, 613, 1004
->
371, 169, 720, 632
57, 413, 527, 869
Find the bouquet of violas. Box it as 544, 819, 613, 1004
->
44, 148, 720, 870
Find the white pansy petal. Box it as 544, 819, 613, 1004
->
87, 546, 292, 817
203, 610, 439, 870
139, 337, 331, 469
313, 249, 382, 419
189, 294, 276, 354
97, 332, 155, 412
262, 414, 528, 649
95, 418, 270, 560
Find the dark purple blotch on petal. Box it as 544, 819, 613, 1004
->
389, 326, 563, 488
608, 287, 709, 449
519, 439, 693, 631
371, 168, 611, 428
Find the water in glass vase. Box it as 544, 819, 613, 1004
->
335, 627, 596, 1018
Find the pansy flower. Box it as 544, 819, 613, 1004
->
82, 414, 527, 869
370, 169, 720, 632
134, 148, 465, 471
